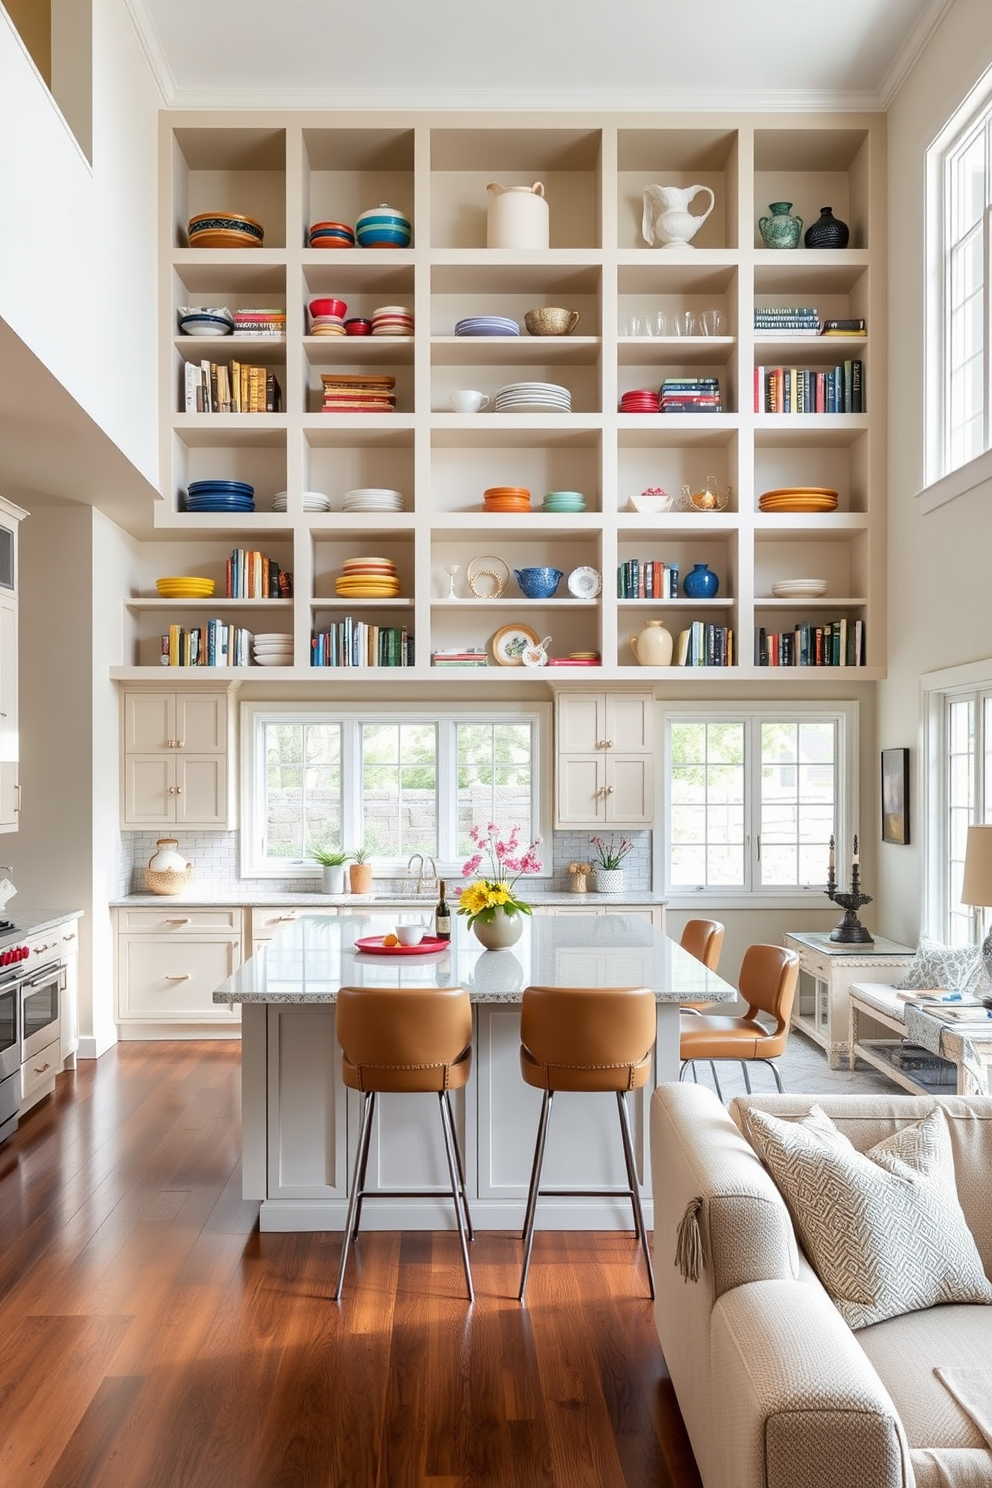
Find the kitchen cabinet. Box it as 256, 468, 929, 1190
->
249, 904, 337, 957
59, 918, 80, 1067
121, 689, 234, 828
115, 906, 243, 1037
555, 690, 654, 828
0, 498, 25, 831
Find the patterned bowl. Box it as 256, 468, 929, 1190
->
514, 566, 563, 598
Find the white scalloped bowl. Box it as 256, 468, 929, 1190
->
627, 492, 672, 514
771, 580, 828, 598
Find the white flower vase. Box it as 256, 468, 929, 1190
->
472, 909, 524, 949
593, 869, 625, 894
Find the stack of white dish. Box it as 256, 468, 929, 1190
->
493, 381, 571, 413
252, 633, 294, 666
454, 316, 519, 337
272, 491, 332, 512
770, 578, 829, 599
342, 488, 405, 512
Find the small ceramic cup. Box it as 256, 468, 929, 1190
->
395, 923, 426, 946
449, 389, 490, 413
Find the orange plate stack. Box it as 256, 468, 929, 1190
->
320, 374, 397, 413
335, 557, 401, 598
483, 486, 531, 513
758, 486, 838, 513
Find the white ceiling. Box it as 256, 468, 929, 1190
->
127, 0, 953, 111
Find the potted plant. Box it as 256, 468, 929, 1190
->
311, 846, 351, 895
348, 846, 374, 896
590, 835, 634, 894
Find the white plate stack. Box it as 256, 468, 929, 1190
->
493, 381, 572, 413
272, 491, 331, 512
342, 487, 405, 512
770, 579, 829, 599
252, 633, 294, 667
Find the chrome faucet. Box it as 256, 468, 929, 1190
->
406, 852, 438, 894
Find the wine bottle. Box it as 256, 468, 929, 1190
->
435, 879, 451, 941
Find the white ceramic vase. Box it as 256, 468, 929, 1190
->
593, 869, 625, 895
472, 909, 524, 949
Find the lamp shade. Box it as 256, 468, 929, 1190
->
960, 825, 992, 908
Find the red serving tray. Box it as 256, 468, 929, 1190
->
354, 935, 449, 956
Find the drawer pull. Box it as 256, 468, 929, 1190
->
277, 914, 297, 921
63, 932, 76, 941
166, 918, 192, 925
165, 973, 191, 981
32, 1062, 51, 1075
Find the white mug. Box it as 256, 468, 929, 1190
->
449, 389, 490, 413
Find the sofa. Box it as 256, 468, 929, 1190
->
651, 1084, 992, 1488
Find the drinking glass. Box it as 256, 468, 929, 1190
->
699, 308, 726, 337
674, 310, 696, 337
653, 310, 670, 337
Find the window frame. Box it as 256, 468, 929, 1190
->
239, 699, 553, 880
658, 701, 858, 911
922, 658, 992, 944
925, 62, 992, 495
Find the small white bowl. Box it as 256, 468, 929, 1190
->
627, 492, 673, 514
395, 924, 426, 946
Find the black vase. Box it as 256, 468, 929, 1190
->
804, 206, 849, 250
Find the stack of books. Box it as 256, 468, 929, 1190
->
675, 623, 733, 666
232, 307, 286, 338
311, 622, 414, 668
617, 559, 679, 599
226, 549, 287, 599
431, 648, 488, 668
755, 619, 866, 667
659, 377, 722, 413
183, 360, 281, 413
754, 306, 820, 337
757, 361, 863, 414
161, 621, 252, 667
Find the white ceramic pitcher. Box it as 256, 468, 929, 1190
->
642, 184, 715, 249
486, 181, 549, 249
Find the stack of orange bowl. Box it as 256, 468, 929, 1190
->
335, 557, 401, 598
483, 486, 531, 513
156, 576, 216, 598
758, 486, 839, 513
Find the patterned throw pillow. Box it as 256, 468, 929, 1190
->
891, 933, 981, 993
745, 1104, 992, 1330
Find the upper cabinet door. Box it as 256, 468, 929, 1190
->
0, 598, 17, 766
125, 693, 177, 753
604, 694, 653, 753
176, 693, 228, 754
556, 694, 605, 755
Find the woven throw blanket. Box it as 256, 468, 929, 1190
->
905, 1002, 946, 1056
903, 1004, 989, 1095
935, 1369, 992, 1453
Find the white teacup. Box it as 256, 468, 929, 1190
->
449, 389, 490, 413
395, 923, 426, 946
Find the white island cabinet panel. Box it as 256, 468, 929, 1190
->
265, 1004, 348, 1200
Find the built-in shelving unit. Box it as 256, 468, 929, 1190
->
111, 111, 886, 683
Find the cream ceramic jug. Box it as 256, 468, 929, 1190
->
628, 619, 673, 666
486, 181, 549, 249
642, 184, 715, 249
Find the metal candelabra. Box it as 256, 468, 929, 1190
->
825, 835, 874, 944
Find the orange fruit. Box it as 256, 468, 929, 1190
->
382, 933, 399, 947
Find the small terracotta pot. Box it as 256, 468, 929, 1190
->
350, 862, 373, 895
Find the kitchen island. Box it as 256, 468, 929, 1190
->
214, 912, 736, 1233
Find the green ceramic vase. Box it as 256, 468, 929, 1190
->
759, 201, 803, 249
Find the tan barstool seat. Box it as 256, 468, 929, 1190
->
334, 984, 474, 1302
517, 984, 657, 1303
679, 944, 799, 1097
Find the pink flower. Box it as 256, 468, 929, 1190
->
462, 854, 482, 877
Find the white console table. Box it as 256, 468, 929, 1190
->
784, 931, 915, 1069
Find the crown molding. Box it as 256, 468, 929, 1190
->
877, 0, 955, 108
121, 0, 173, 106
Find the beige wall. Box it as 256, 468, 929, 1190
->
879, 0, 992, 947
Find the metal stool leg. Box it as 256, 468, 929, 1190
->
763, 1058, 785, 1093
350, 1088, 377, 1240
679, 1060, 694, 1083
616, 1091, 655, 1300
741, 1061, 753, 1094
710, 1062, 724, 1101
437, 1093, 474, 1303
442, 1089, 474, 1241
518, 1090, 554, 1303
335, 1090, 375, 1301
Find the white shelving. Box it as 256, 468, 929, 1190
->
111, 111, 886, 684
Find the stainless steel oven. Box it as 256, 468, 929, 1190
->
21, 960, 62, 1062
0, 977, 20, 1143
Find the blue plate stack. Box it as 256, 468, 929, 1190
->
184, 480, 256, 512
454, 316, 520, 337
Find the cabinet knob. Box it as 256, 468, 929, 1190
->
606, 786, 615, 795
177, 740, 185, 749
165, 973, 191, 981
606, 739, 614, 749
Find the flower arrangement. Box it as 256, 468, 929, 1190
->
458, 822, 542, 926
590, 834, 635, 871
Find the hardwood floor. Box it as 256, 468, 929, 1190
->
0, 1044, 701, 1488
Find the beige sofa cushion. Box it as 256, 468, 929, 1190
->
858, 1306, 992, 1452
744, 1104, 992, 1328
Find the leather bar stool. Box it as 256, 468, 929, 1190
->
334, 984, 475, 1302
679, 944, 800, 1097
680, 917, 727, 1094
517, 984, 657, 1304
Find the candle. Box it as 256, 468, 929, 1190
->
828, 835, 835, 870
852, 834, 860, 867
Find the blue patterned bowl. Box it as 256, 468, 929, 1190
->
514, 567, 563, 598
355, 203, 411, 248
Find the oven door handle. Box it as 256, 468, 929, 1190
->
23, 966, 63, 994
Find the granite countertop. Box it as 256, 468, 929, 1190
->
1, 907, 84, 941
112, 888, 667, 909
213, 910, 732, 1007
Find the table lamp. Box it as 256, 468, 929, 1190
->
960, 824, 992, 984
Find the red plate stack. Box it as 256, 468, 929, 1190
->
320, 374, 397, 413
483, 486, 531, 512
371, 304, 414, 336
620, 388, 661, 413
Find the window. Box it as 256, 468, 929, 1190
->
662, 704, 856, 903
923, 662, 992, 945
241, 703, 549, 878
927, 67, 992, 486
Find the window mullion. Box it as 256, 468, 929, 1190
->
342, 722, 362, 851
436, 722, 457, 865
745, 719, 761, 893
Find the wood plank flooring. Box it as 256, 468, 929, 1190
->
0, 1044, 701, 1488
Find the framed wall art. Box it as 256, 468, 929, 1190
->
881, 747, 910, 845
